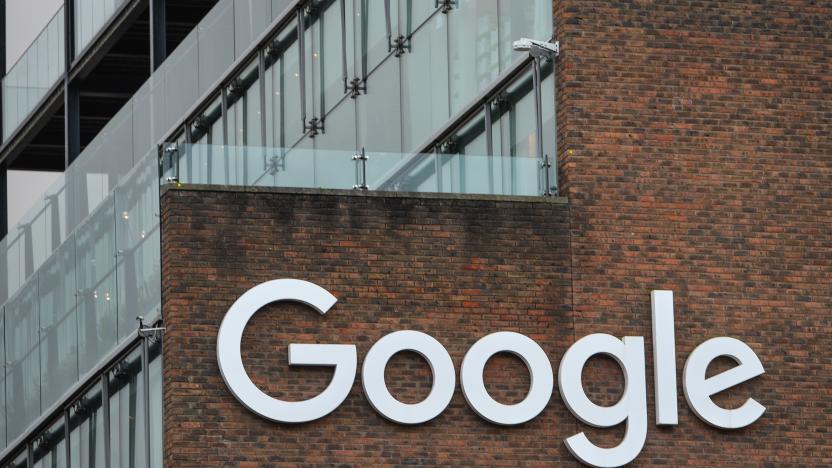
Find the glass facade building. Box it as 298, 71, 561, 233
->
0, 0, 557, 465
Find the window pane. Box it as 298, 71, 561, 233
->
70, 382, 106, 468
39, 236, 79, 410
109, 347, 146, 468
33, 418, 68, 468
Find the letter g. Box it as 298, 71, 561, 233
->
216, 279, 357, 423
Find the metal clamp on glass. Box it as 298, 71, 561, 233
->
435, 0, 458, 14
162, 143, 179, 183
353, 148, 369, 191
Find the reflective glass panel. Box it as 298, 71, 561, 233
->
198, 0, 236, 95
33, 418, 68, 468
39, 236, 79, 410
358, 56, 402, 152
5, 280, 41, 441
165, 29, 200, 131
115, 153, 162, 336
400, 10, 449, 152
447, 0, 500, 114
75, 198, 118, 375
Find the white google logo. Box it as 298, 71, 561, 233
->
216, 279, 765, 468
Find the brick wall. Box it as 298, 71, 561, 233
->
161, 188, 575, 466
555, 0, 832, 465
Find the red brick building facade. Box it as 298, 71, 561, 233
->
161, 0, 831, 466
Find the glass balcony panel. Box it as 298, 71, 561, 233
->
115, 152, 162, 337
5, 280, 41, 442
108, 347, 146, 468
38, 236, 80, 411
234, 0, 273, 58
265, 26, 304, 141
32, 418, 68, 468
69, 382, 106, 468
20, 199, 47, 281
4, 230, 26, 298
170, 142, 545, 197
75, 197, 118, 375
131, 81, 152, 167
2, 6, 65, 142
198, 0, 236, 95
75, 0, 127, 55
227, 59, 262, 185
358, 56, 402, 152
400, 10, 450, 152
273, 0, 293, 19
165, 29, 200, 132
448, 0, 500, 114
540, 62, 557, 185
369, 151, 543, 196
183, 95, 223, 184
150, 65, 170, 145
43, 175, 70, 257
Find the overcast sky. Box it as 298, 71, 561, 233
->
5, 0, 65, 228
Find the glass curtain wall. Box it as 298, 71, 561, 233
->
0, 153, 161, 453
5, 338, 162, 468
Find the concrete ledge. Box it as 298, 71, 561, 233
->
160, 183, 568, 205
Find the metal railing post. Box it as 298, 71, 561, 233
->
353, 148, 368, 190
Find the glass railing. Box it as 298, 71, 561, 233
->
162, 143, 555, 197
74, 0, 129, 56
2, 6, 66, 141
0, 151, 160, 450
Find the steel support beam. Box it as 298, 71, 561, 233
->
150, 0, 167, 71
64, 82, 81, 166
0, 165, 7, 239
